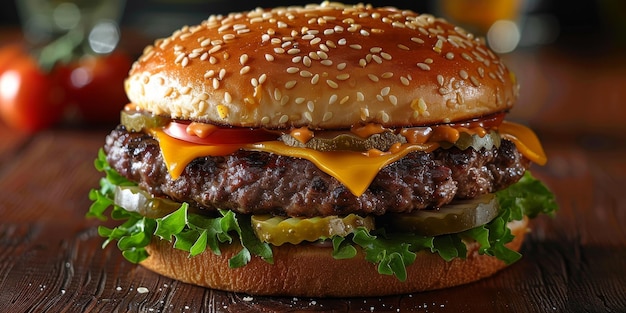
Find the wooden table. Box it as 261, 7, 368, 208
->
1, 48, 625, 312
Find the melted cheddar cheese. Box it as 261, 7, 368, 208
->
149, 121, 546, 197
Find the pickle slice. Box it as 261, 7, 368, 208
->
251, 214, 375, 245
114, 186, 182, 218
441, 130, 501, 151
121, 110, 170, 132
380, 194, 499, 236
280, 131, 406, 152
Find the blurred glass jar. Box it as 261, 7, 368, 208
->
16, 0, 126, 54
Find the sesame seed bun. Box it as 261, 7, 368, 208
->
140, 217, 528, 297
125, 2, 518, 129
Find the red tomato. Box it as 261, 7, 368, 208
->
163, 121, 279, 145
0, 54, 67, 133
64, 51, 132, 123
0, 44, 25, 75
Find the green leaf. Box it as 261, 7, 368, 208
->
155, 204, 188, 240
496, 171, 558, 219
190, 229, 208, 257
332, 236, 357, 259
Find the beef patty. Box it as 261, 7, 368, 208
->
104, 126, 530, 217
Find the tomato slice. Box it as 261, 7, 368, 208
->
163, 121, 279, 145
448, 112, 506, 129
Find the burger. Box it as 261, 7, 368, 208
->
89, 2, 557, 297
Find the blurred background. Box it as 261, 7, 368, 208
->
0, 0, 625, 133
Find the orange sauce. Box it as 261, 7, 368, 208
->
290, 127, 315, 144
186, 122, 219, 138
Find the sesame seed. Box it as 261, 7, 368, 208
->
400, 76, 410, 86
470, 76, 480, 87
336, 73, 350, 81
324, 28, 334, 35
461, 53, 473, 62
181, 57, 189, 67
279, 115, 289, 123
204, 70, 215, 79
209, 56, 217, 64
285, 80, 297, 89
295, 97, 305, 104
323, 111, 333, 122
438, 87, 450, 95
360, 29, 370, 36
287, 67, 300, 74
478, 67, 485, 78
224, 92, 232, 103
326, 80, 339, 89
261, 116, 270, 124
200, 38, 212, 47
307, 101, 315, 112
360, 107, 369, 119
174, 53, 185, 64
338, 38, 347, 45
380, 111, 390, 123
303, 56, 313, 67
212, 78, 220, 89
372, 55, 383, 64
320, 59, 333, 66
200, 52, 209, 61
240, 66, 251, 75
218, 69, 226, 80
411, 37, 424, 44
164, 87, 173, 97
310, 37, 322, 45
433, 39, 443, 53
265, 54, 274, 62
310, 73, 320, 85
356, 92, 365, 101
223, 33, 236, 41
329, 94, 338, 105
304, 111, 313, 122
389, 95, 398, 106
277, 21, 288, 28
274, 47, 285, 54
459, 70, 469, 80
251, 78, 258, 87
340, 95, 350, 105
380, 52, 392, 60
445, 52, 455, 60
299, 70, 313, 78
397, 44, 410, 50
302, 34, 315, 40
368, 74, 379, 82
208, 45, 222, 54
349, 44, 362, 50
274, 88, 282, 101
317, 51, 328, 59
287, 48, 301, 55
359, 59, 367, 67
417, 63, 431, 71
337, 63, 347, 70
437, 75, 444, 86
381, 87, 390, 97
240, 54, 249, 65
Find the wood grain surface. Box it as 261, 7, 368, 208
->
1, 49, 625, 312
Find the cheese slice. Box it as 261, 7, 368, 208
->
498, 121, 547, 166
149, 121, 546, 197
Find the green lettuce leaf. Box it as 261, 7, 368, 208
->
88, 149, 557, 280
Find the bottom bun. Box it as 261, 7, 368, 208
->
140, 217, 529, 297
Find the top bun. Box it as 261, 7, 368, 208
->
125, 2, 519, 129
